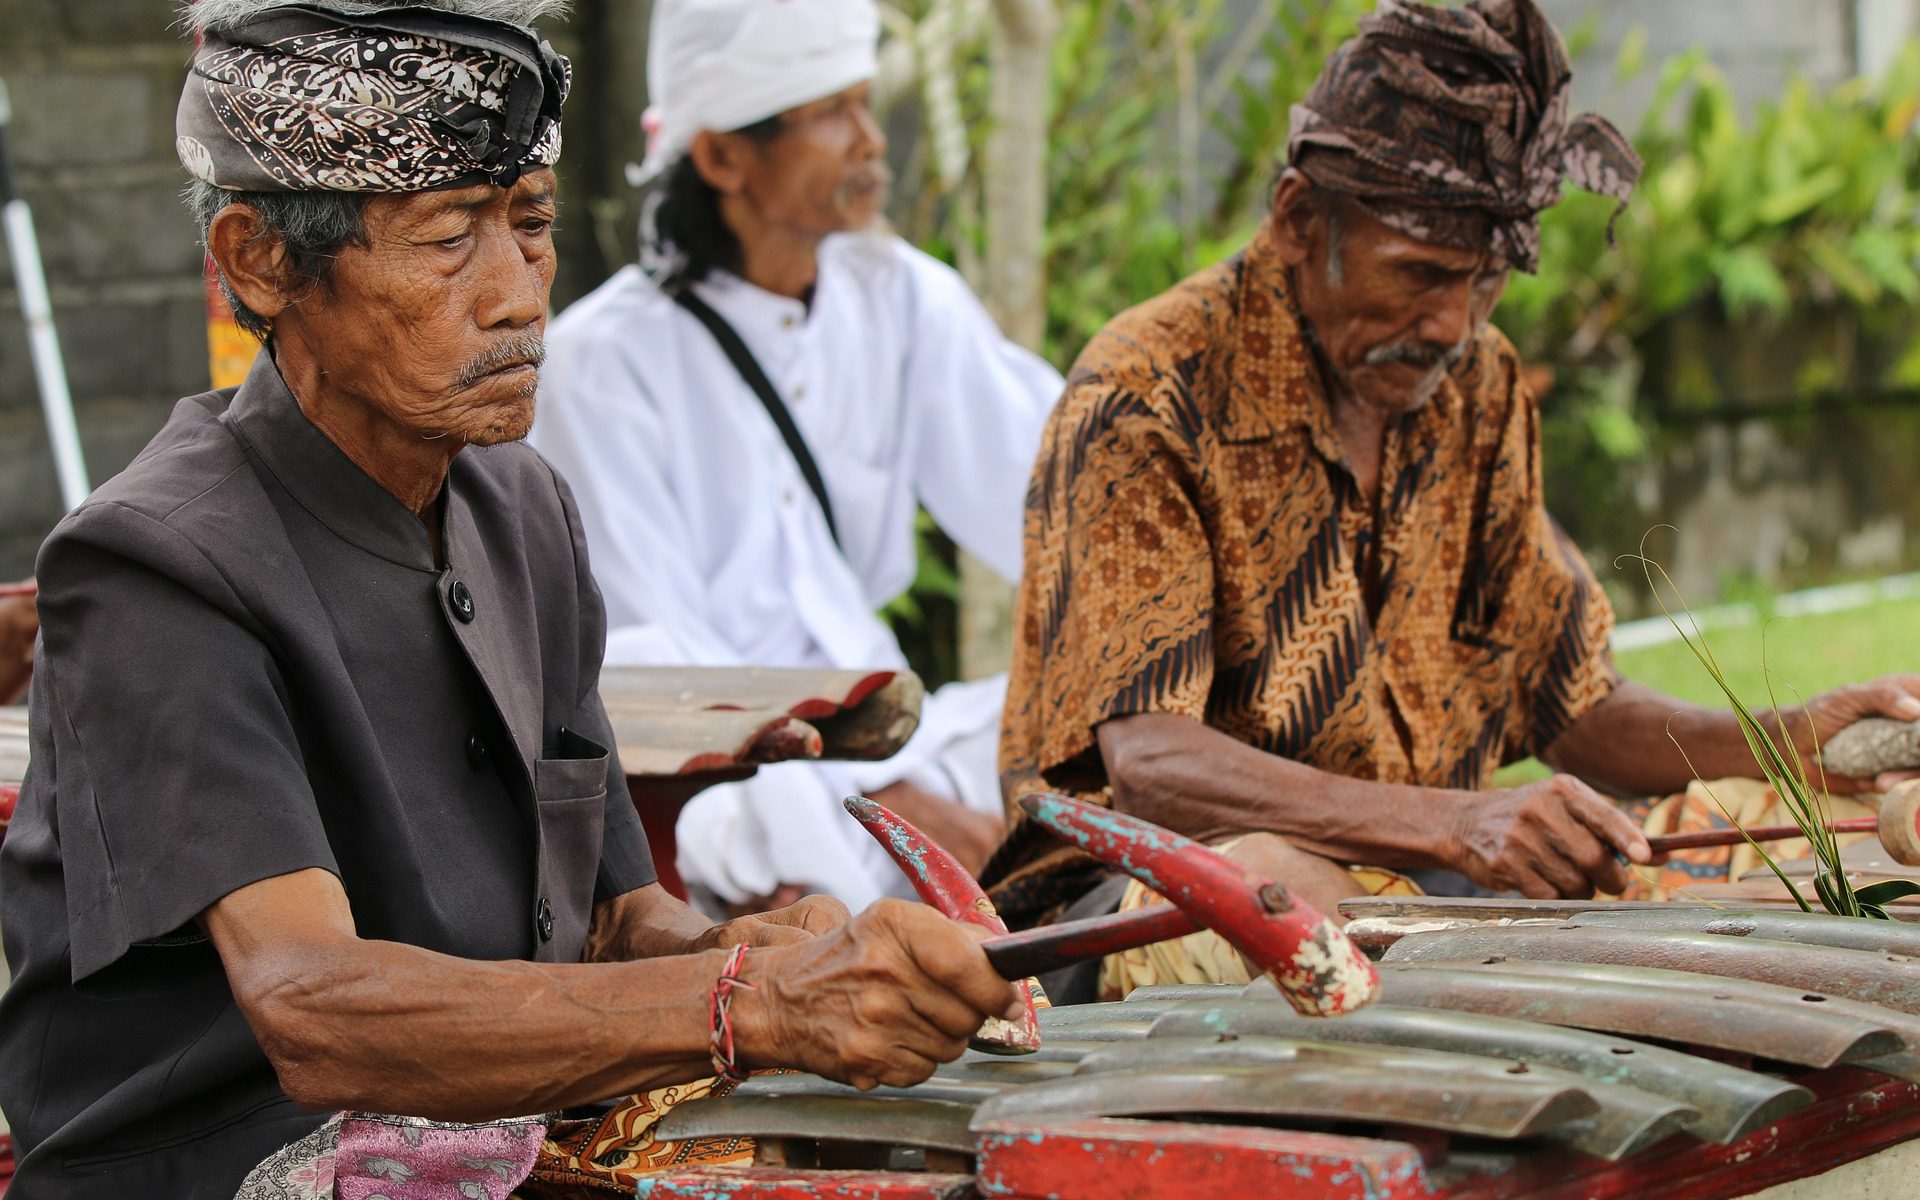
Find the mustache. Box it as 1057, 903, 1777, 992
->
458, 333, 547, 389
838, 159, 893, 203
1364, 337, 1467, 373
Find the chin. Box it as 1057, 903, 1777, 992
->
470, 408, 535, 446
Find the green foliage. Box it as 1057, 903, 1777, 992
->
894, 0, 1372, 367
1630, 541, 1919, 918
1496, 39, 1920, 407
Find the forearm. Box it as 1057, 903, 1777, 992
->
1098, 713, 1468, 870
246, 937, 727, 1121
584, 883, 716, 962
1542, 682, 1759, 796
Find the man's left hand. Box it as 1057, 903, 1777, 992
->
1769, 674, 1920, 794
697, 893, 851, 951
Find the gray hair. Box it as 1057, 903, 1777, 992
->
182, 0, 570, 33
185, 180, 371, 342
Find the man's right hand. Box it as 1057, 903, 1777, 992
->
1449, 775, 1656, 898
735, 898, 1019, 1090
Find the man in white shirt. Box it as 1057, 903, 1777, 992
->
534, 0, 1062, 914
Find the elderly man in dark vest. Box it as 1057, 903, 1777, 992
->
983, 0, 1920, 1002
0, 3, 1016, 1196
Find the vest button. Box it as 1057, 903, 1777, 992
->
536, 897, 554, 943
449, 579, 475, 623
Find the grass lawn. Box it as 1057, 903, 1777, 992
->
1495, 591, 1920, 785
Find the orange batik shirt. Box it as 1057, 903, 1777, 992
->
981, 224, 1620, 924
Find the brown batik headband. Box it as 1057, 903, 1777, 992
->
177, 3, 570, 193
1285, 0, 1641, 273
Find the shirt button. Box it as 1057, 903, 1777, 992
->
781, 315, 797, 330
780, 489, 794, 506
791, 385, 806, 402
465, 732, 491, 770
535, 897, 554, 943
449, 579, 475, 623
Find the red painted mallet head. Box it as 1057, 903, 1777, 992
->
843, 796, 1045, 1055
1017, 792, 1380, 1017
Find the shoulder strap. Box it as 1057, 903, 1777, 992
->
671, 287, 842, 550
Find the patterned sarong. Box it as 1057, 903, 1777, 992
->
237, 1079, 753, 1200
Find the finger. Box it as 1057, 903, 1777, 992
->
1567, 787, 1652, 865
1867, 678, 1920, 722
1548, 819, 1626, 896
903, 975, 1003, 1042
1526, 837, 1590, 897
873, 1048, 945, 1089
1513, 863, 1560, 900
900, 915, 1018, 1018
758, 894, 851, 936
1875, 771, 1920, 793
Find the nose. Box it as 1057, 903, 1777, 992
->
1415, 277, 1475, 353
852, 97, 887, 160
475, 227, 548, 331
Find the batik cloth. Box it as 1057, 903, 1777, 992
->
236, 1080, 756, 1200
178, 4, 570, 193
982, 221, 1619, 927
234, 1113, 546, 1200
1287, 0, 1641, 272
520, 1077, 754, 1196
1096, 847, 1420, 1001
1613, 777, 1881, 902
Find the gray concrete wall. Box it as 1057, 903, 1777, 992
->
0, 1, 648, 580
0, 2, 210, 577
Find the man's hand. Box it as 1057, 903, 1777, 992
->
697, 893, 850, 951
869, 780, 1004, 876
734, 898, 1019, 1090
1450, 775, 1655, 899
1765, 674, 1920, 794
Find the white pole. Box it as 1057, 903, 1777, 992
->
0, 77, 89, 512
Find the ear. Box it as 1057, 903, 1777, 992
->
688, 129, 752, 197
1269, 169, 1322, 270
207, 204, 296, 326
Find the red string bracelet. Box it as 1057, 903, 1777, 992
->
708, 943, 756, 1084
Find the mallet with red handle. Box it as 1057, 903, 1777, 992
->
844, 796, 1047, 1054
1644, 781, 1920, 866
846, 791, 1379, 1045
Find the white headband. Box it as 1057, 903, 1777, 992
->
635, 0, 880, 184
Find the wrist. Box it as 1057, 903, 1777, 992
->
718, 944, 788, 1073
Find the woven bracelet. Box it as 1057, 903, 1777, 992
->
708, 943, 756, 1084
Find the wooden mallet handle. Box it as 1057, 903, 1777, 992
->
1643, 783, 1920, 867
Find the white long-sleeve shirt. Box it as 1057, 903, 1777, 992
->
533, 231, 1062, 910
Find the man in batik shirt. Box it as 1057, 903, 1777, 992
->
982, 0, 1920, 999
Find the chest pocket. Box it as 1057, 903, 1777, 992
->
529, 726, 609, 963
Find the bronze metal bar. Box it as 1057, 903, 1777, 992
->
1371, 961, 1906, 1068
1378, 925, 1920, 1015
655, 1095, 978, 1155
1566, 907, 1920, 957
1068, 1036, 1694, 1161
1149, 1000, 1811, 1144
968, 1063, 1597, 1142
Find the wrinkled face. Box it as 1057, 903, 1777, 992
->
293, 168, 558, 445
730, 81, 890, 235
1279, 185, 1509, 416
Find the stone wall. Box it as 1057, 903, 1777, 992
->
0, 1, 208, 575
0, 0, 649, 579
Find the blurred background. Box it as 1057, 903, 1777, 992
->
3, 0, 1920, 707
